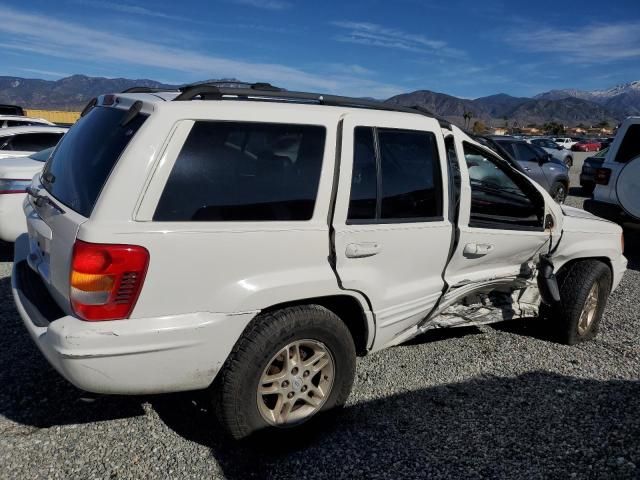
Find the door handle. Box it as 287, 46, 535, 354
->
345, 242, 381, 258
463, 243, 494, 257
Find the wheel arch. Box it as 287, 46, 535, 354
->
261, 294, 373, 356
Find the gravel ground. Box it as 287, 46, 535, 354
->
1, 153, 639, 479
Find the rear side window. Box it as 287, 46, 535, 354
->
347, 127, 442, 223
7, 132, 63, 151
154, 121, 326, 221
615, 124, 640, 163
43, 107, 147, 217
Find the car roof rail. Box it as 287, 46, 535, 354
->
173, 84, 443, 120
121, 86, 179, 93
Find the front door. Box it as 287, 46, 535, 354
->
332, 113, 453, 350
445, 139, 551, 290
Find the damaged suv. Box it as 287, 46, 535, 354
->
13, 84, 627, 439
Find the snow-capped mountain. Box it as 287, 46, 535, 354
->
535, 81, 640, 116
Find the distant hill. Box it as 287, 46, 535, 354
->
0, 74, 244, 110
387, 90, 621, 126
0, 75, 177, 110
0, 74, 633, 126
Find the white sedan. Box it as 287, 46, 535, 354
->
0, 147, 54, 242
0, 126, 67, 159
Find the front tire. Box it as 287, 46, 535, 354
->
551, 260, 612, 345
213, 305, 356, 440
551, 182, 567, 204
565, 156, 573, 168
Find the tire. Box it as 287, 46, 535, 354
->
550, 260, 612, 345
212, 305, 356, 440
550, 182, 567, 204
565, 156, 573, 168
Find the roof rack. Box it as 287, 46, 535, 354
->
173, 83, 446, 122
121, 86, 179, 94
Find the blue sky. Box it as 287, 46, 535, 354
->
1, 0, 639, 99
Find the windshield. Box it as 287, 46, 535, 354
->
29, 147, 55, 162
42, 106, 147, 217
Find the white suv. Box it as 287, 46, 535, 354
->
12, 85, 627, 439
584, 117, 640, 228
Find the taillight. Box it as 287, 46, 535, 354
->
0, 179, 31, 194
70, 241, 149, 321
595, 168, 611, 185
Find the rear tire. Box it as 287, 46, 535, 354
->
549, 260, 612, 345
212, 305, 356, 440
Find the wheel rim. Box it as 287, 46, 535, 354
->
256, 339, 335, 427
578, 283, 599, 335
555, 186, 567, 204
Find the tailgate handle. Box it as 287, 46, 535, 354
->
346, 242, 381, 258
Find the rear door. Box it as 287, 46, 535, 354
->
332, 113, 453, 349
444, 139, 551, 289
24, 105, 147, 313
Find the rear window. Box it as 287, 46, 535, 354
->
42, 107, 147, 217
154, 121, 326, 221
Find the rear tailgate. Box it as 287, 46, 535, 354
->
24, 190, 86, 315
23, 102, 148, 315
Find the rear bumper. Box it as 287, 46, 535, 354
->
584, 199, 640, 227
12, 236, 257, 395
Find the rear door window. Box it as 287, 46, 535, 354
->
154, 121, 326, 221
43, 107, 147, 217
347, 127, 443, 223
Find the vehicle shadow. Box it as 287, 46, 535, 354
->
152, 372, 640, 479
624, 230, 640, 271
569, 186, 590, 198
0, 241, 14, 262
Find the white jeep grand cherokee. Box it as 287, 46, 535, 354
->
12, 84, 627, 439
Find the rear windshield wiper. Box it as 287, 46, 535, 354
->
26, 186, 65, 214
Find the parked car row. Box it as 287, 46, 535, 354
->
9, 85, 627, 441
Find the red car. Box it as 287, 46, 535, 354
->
572, 139, 602, 152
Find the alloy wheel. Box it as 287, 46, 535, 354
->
256, 339, 335, 427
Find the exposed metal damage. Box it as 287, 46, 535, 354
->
425, 286, 541, 330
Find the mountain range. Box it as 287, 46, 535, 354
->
1, 74, 638, 127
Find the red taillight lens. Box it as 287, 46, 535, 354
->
595, 168, 611, 185
70, 240, 149, 321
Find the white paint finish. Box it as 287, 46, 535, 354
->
13, 242, 257, 394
